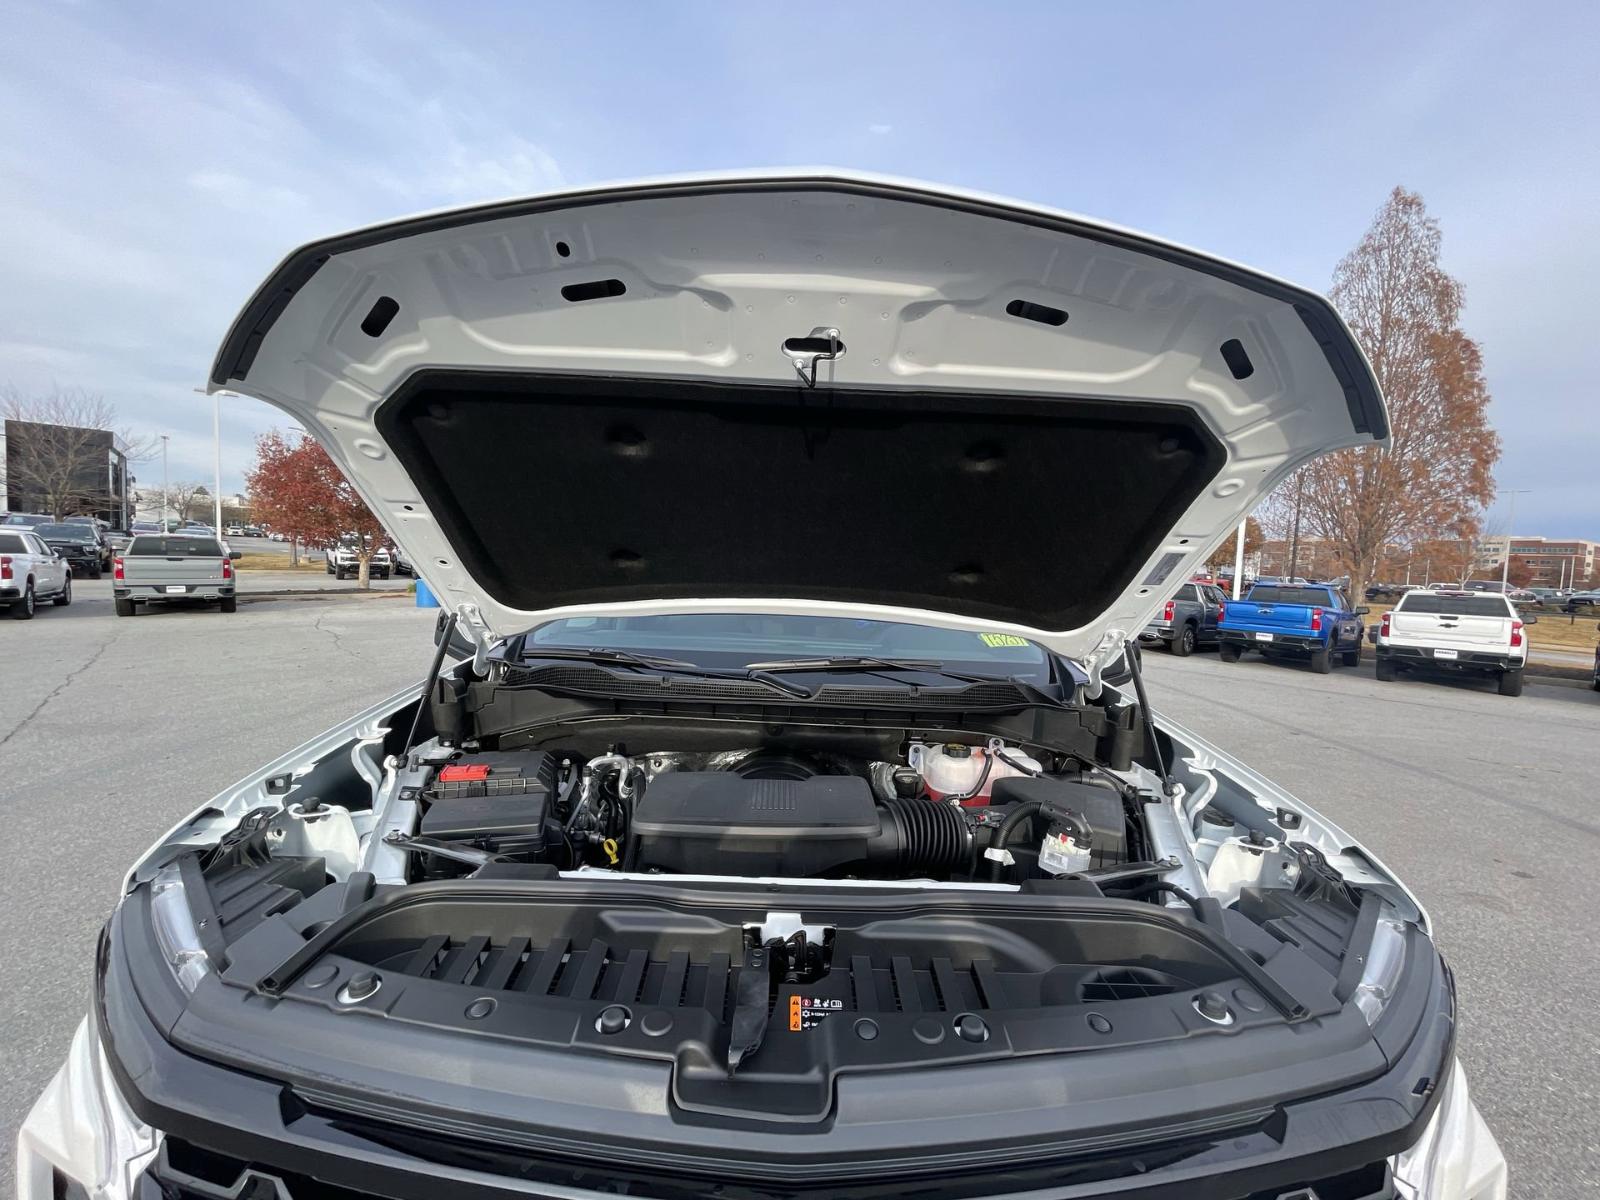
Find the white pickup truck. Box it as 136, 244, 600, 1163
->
1374, 588, 1532, 696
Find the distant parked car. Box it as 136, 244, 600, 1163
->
1140, 581, 1225, 656
1219, 582, 1368, 673
113, 533, 240, 616
1592, 622, 1600, 693
0, 529, 73, 617
1374, 588, 1532, 696
2, 512, 54, 528
388, 544, 414, 576
1564, 591, 1600, 611
243, 525, 264, 537
29, 522, 106, 578
326, 541, 392, 580
224, 523, 245, 536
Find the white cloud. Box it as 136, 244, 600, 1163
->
868, 123, 893, 135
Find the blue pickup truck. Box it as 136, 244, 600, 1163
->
1218, 583, 1369, 673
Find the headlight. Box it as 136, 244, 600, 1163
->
15, 1017, 161, 1200
1353, 916, 1408, 1025
1390, 1060, 1508, 1199
149, 863, 212, 992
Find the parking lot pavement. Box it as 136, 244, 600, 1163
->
1144, 652, 1600, 1198
0, 598, 439, 1189
0, 612, 1594, 1195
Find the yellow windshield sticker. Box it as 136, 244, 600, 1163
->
978, 633, 1029, 648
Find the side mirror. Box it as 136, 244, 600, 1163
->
1521, 614, 1537, 625
1353, 606, 1370, 616
229, 550, 242, 560
54, 549, 66, 560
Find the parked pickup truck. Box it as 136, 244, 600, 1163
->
113, 533, 241, 616
1140, 580, 1226, 656
1219, 582, 1368, 673
1374, 588, 1532, 696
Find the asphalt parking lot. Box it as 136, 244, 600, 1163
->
2, 602, 1596, 1195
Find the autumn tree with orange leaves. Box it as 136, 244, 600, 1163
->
1269, 189, 1499, 601
245, 430, 388, 588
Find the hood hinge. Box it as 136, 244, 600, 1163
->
1080, 629, 1130, 699
453, 602, 496, 677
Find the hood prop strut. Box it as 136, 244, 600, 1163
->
401, 612, 457, 763
1125, 641, 1179, 798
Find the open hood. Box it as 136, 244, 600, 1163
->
209, 171, 1384, 664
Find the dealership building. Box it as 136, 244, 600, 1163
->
1475, 535, 1599, 587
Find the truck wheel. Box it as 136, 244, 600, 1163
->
1375, 657, 1396, 682
1342, 640, 1361, 667
11, 582, 35, 619
1497, 669, 1524, 697
219, 596, 238, 613
53, 576, 72, 606
325, 561, 334, 574
115, 597, 136, 617
1218, 643, 1242, 663
1309, 647, 1333, 674
1171, 623, 1196, 657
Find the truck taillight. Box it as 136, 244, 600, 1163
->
221, 556, 233, 580
1217, 602, 1226, 622
1163, 600, 1175, 622
1311, 608, 1323, 632
113, 556, 124, 581
1511, 619, 1523, 648
0, 556, 10, 581
1380, 612, 1391, 638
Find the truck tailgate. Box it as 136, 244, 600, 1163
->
1389, 611, 1510, 649
1225, 601, 1317, 632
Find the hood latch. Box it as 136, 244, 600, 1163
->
783, 327, 843, 388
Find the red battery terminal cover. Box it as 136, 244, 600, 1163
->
438, 763, 491, 782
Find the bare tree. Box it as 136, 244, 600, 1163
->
2, 386, 159, 518
1289, 189, 1499, 600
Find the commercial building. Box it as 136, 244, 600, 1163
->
1, 418, 133, 526
1474, 535, 1598, 587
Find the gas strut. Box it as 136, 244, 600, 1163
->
1124, 640, 1178, 797
401, 611, 457, 763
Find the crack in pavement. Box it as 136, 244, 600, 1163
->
313, 610, 362, 662
0, 630, 119, 751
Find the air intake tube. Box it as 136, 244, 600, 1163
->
865, 797, 972, 875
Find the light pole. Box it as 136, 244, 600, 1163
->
194, 387, 238, 534
160, 434, 170, 528
1498, 490, 1531, 590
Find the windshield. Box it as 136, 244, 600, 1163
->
33, 523, 93, 539
528, 613, 1051, 678
3, 514, 52, 526
127, 536, 224, 556
1247, 586, 1334, 606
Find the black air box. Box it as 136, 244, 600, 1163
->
631, 773, 881, 877
988, 776, 1127, 869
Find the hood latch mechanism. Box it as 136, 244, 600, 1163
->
783, 327, 843, 388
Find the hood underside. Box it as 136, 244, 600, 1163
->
210, 171, 1385, 660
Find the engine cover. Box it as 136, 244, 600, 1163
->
631, 772, 881, 876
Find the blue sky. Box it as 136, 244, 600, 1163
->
2, 1, 1594, 535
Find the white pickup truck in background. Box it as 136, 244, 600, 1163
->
1374, 588, 1532, 696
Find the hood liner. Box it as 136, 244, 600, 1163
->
375, 371, 1224, 631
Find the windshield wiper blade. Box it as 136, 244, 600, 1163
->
743, 655, 996, 684
519, 646, 815, 699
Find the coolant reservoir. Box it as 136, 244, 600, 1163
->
907, 740, 1044, 806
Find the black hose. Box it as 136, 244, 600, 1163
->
871, 798, 970, 874
987, 800, 1043, 881
993, 748, 1042, 777
1104, 879, 1205, 917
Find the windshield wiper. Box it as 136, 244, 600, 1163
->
518, 646, 815, 699
743, 655, 998, 684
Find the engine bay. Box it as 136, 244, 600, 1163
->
393, 738, 1138, 888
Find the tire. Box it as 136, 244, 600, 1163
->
11, 582, 35, 619
1171, 623, 1197, 657
1375, 656, 1397, 682
335, 567, 346, 581
1309, 646, 1333, 674
1497, 669, 1524, 697
115, 597, 136, 617
1218, 642, 1242, 663
1342, 640, 1362, 667
326, 561, 334, 574
53, 575, 72, 606
1590, 674, 1599, 693
219, 595, 237, 613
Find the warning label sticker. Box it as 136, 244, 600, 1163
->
788, 995, 844, 1031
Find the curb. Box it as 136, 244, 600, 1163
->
237, 589, 411, 603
